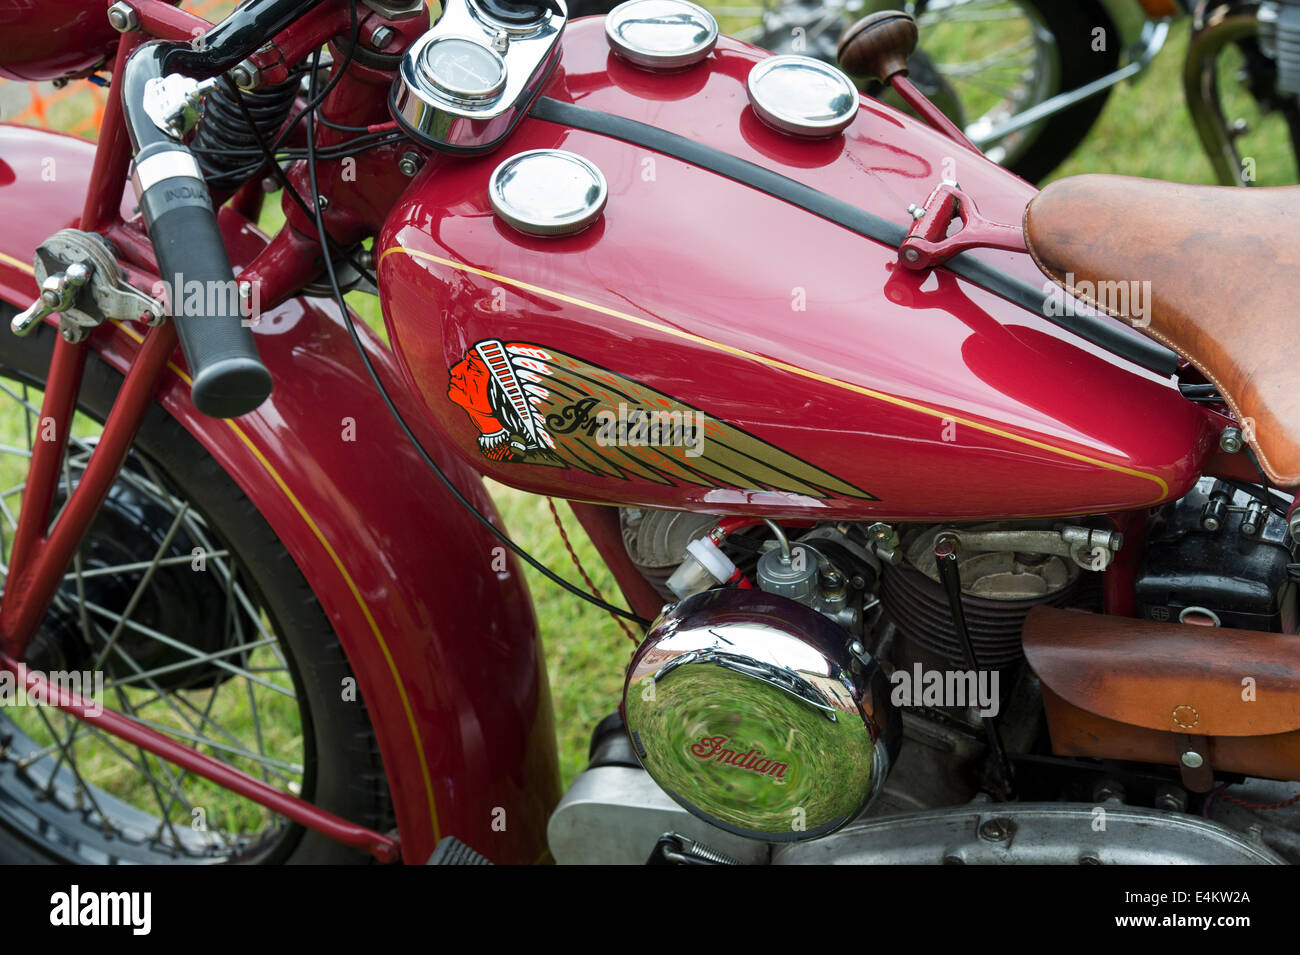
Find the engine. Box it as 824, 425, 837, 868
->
544, 485, 1300, 863
615, 507, 1126, 838
581, 487, 1300, 862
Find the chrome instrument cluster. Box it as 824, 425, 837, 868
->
417, 36, 508, 105
390, 0, 566, 153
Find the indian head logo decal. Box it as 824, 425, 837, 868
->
447, 339, 875, 500
691, 735, 789, 779
448, 340, 557, 464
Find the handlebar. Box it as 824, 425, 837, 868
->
119, 0, 325, 417
131, 142, 272, 418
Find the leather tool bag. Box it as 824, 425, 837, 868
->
1022, 606, 1300, 790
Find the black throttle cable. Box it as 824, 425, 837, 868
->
292, 38, 648, 627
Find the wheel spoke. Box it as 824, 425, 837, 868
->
82, 601, 297, 698
935, 42, 1036, 78
101, 636, 279, 690
103, 683, 197, 851
58, 550, 231, 582
28, 707, 108, 824
88, 503, 192, 672
96, 696, 304, 776
99, 638, 300, 777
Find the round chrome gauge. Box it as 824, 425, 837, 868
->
416, 36, 508, 105
605, 0, 718, 71
746, 55, 860, 139
489, 149, 609, 237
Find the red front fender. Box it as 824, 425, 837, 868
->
0, 123, 560, 864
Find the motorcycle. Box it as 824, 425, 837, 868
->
0, 0, 1296, 866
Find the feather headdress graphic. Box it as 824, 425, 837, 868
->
446, 340, 874, 500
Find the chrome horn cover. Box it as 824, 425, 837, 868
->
623, 589, 899, 842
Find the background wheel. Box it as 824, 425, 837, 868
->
0, 318, 393, 863
900, 0, 1121, 182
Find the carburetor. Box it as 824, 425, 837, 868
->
754, 532, 866, 634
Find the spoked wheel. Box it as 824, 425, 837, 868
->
569, 0, 1119, 182
0, 319, 392, 864
904, 0, 1067, 173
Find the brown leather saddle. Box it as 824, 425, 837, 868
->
1024, 174, 1300, 487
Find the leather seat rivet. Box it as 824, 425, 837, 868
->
1173, 704, 1200, 729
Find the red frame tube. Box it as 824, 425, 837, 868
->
1102, 509, 1148, 617
890, 74, 980, 153
0, 324, 174, 653
79, 31, 142, 232
0, 651, 399, 862
3, 335, 86, 587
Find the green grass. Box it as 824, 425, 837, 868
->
0, 7, 1292, 831
1049, 23, 1297, 186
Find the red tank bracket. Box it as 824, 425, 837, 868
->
898, 181, 1028, 270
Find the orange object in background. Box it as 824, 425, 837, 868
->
1137, 0, 1181, 16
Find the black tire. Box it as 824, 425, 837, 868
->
565, 0, 1121, 183
0, 318, 393, 864
990, 0, 1121, 183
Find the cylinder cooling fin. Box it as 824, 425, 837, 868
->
882, 523, 1085, 671
881, 563, 1076, 670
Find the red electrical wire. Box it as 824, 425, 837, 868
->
546, 498, 640, 645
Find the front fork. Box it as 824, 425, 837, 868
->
0, 1, 403, 860
0, 328, 164, 652
0, 322, 401, 862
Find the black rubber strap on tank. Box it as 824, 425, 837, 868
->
529, 97, 1178, 376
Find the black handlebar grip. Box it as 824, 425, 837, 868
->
133, 142, 272, 418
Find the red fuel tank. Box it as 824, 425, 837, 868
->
0, 0, 121, 81
377, 19, 1215, 522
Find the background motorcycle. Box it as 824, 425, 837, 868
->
0, 0, 1296, 866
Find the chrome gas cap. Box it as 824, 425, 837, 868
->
746, 54, 860, 139
605, 0, 719, 70
623, 588, 899, 842
489, 149, 609, 236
